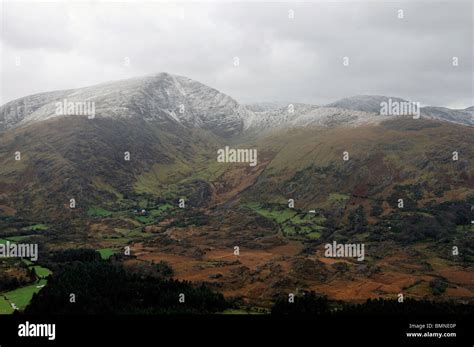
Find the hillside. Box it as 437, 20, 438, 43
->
0, 74, 472, 308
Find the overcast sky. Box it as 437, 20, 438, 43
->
0, 1, 472, 108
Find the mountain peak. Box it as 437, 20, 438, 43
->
0, 73, 247, 137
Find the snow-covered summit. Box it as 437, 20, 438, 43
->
0, 72, 247, 137
1, 74, 472, 137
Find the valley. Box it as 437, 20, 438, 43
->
0, 73, 472, 314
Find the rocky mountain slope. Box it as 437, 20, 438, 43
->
326, 95, 473, 126
0, 73, 472, 306
0, 73, 248, 137
1, 74, 472, 138
0, 73, 472, 221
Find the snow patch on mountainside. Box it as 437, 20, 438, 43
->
326, 95, 473, 126
243, 103, 398, 134
420, 106, 474, 126
0, 73, 248, 137
1, 74, 472, 136
326, 95, 409, 113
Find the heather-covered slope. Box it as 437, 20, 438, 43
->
0, 75, 473, 306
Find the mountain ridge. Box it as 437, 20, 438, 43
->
0, 72, 247, 137
1, 74, 472, 305
1, 73, 472, 136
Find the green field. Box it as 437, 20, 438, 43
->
135, 215, 154, 224
98, 248, 115, 260
150, 203, 174, 215
32, 265, 52, 278
134, 203, 175, 224
0, 262, 52, 314
22, 223, 49, 231
243, 202, 297, 223
88, 203, 175, 225
0, 235, 36, 243
5, 235, 34, 242
87, 207, 113, 217
307, 231, 322, 239
2, 279, 47, 311
328, 192, 350, 204
221, 308, 267, 315
243, 203, 325, 239
0, 296, 14, 314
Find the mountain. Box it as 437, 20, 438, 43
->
0, 73, 248, 137
420, 106, 473, 126
240, 118, 474, 211
1, 75, 472, 218
326, 95, 409, 114
0, 73, 473, 305
0, 116, 224, 219
326, 95, 473, 126
3, 77, 472, 139
242, 104, 394, 135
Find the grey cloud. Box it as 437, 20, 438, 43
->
0, 1, 472, 109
